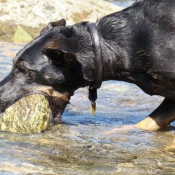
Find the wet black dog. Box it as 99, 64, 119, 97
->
0, 0, 175, 128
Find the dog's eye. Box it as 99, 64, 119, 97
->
18, 66, 27, 74
14, 61, 30, 75
17, 61, 30, 69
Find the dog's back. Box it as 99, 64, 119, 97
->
96, 0, 175, 98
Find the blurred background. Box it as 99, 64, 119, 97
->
0, 0, 134, 42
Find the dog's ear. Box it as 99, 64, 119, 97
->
40, 19, 66, 35
45, 37, 79, 54
49, 19, 66, 27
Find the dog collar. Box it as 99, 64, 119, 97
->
87, 22, 103, 114
88, 22, 103, 89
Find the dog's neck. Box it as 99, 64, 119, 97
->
72, 11, 137, 88
96, 15, 134, 82
87, 22, 103, 89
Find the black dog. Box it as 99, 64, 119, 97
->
0, 0, 175, 130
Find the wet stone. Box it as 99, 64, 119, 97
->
0, 94, 52, 134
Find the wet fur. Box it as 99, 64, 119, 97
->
0, 0, 175, 126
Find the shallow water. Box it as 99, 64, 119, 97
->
1, 41, 175, 175
1, 1, 175, 174
107, 0, 135, 7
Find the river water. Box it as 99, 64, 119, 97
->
1, 1, 175, 175
106, 0, 134, 7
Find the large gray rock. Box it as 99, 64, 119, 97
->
0, 0, 122, 42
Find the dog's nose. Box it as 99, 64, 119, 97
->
0, 74, 13, 111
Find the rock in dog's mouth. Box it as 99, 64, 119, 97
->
0, 94, 52, 134
1, 86, 70, 124
28, 86, 70, 123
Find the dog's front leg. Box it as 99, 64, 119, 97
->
136, 98, 175, 131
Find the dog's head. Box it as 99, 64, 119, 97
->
0, 19, 95, 122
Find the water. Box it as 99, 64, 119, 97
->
1, 1, 175, 175
107, 0, 135, 7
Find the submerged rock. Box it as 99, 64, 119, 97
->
0, 94, 52, 134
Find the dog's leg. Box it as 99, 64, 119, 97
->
136, 98, 175, 131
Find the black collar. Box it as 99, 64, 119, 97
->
87, 22, 103, 89
87, 22, 103, 102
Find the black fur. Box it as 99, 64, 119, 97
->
0, 0, 175, 123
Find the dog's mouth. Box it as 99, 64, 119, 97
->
0, 86, 70, 124
30, 86, 70, 123
45, 95, 68, 123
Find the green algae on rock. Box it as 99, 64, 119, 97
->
12, 25, 33, 43
0, 94, 52, 134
